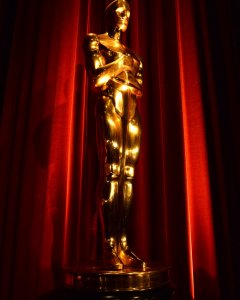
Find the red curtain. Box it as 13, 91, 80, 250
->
1, 0, 239, 299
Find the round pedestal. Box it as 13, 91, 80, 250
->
64, 263, 170, 292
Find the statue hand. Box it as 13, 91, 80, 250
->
118, 54, 133, 71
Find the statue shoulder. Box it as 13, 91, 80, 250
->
83, 33, 100, 51
84, 33, 99, 42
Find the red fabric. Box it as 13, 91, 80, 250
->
1, 0, 239, 299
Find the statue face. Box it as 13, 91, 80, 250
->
114, 3, 130, 32
106, 1, 130, 33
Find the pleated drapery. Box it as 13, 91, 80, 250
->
1, 0, 240, 299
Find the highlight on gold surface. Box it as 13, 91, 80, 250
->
83, 0, 144, 271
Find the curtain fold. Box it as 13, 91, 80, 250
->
176, 0, 219, 298
1, 0, 239, 299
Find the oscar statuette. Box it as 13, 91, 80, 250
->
63, 1, 174, 297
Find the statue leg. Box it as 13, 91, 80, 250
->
96, 96, 123, 269
118, 111, 146, 269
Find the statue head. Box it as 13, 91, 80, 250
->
105, 0, 130, 33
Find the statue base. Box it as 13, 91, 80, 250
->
63, 262, 171, 292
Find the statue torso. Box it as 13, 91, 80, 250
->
97, 33, 142, 93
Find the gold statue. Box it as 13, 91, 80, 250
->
64, 0, 171, 292
84, 0, 145, 270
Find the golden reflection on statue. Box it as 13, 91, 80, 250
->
84, 0, 145, 270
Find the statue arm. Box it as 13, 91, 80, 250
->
84, 33, 131, 88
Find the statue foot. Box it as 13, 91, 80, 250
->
103, 240, 123, 270
118, 246, 146, 270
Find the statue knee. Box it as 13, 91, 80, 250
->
124, 165, 134, 180
105, 162, 120, 179
102, 179, 118, 205
101, 163, 120, 206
